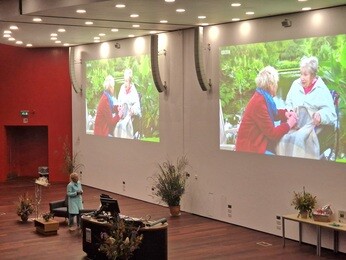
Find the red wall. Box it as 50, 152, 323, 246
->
0, 44, 72, 182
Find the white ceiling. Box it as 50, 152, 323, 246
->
0, 0, 346, 48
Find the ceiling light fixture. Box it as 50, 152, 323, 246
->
50, 37, 57, 40
198, 16, 206, 19
94, 36, 100, 40
232, 18, 240, 21
130, 14, 139, 18
128, 34, 135, 37
4, 30, 11, 34
3, 34, 11, 38
15, 41, 23, 44
231, 3, 241, 7
63, 43, 70, 46
85, 21, 94, 25
55, 40, 61, 44
10, 25, 18, 30
132, 24, 140, 28
8, 37, 15, 41
246, 11, 254, 15
26, 44, 33, 47
76, 9, 86, 14
115, 4, 126, 8
58, 28, 66, 32
160, 20, 168, 23
302, 7, 312, 11
99, 33, 106, 36
176, 9, 185, 13
165, 0, 175, 2
50, 33, 58, 37
33, 18, 42, 22
111, 28, 119, 32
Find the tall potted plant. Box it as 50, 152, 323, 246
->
151, 156, 189, 216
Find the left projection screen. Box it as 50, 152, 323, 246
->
85, 54, 159, 142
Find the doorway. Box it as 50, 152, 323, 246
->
6, 126, 48, 179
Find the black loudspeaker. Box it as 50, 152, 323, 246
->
150, 34, 167, 93
69, 47, 82, 94
194, 26, 211, 91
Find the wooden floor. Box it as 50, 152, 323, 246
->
0, 178, 345, 260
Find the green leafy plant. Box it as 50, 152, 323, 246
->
291, 187, 317, 217
42, 212, 54, 222
152, 156, 189, 207
99, 218, 143, 260
16, 192, 35, 221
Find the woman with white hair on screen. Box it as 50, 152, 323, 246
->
279, 56, 337, 159
94, 75, 122, 136
236, 66, 297, 154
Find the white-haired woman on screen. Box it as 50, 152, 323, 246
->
117, 69, 141, 138
286, 56, 336, 126
236, 66, 297, 154
94, 75, 122, 136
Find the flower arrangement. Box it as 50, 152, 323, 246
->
151, 156, 189, 207
16, 192, 35, 222
291, 186, 317, 218
42, 212, 54, 222
99, 218, 143, 260
62, 139, 84, 175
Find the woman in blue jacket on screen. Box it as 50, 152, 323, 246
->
67, 172, 83, 231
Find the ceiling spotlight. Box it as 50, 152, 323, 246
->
281, 19, 292, 27
10, 25, 18, 30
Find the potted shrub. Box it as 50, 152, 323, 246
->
16, 192, 35, 222
291, 187, 317, 218
151, 155, 189, 216
62, 140, 84, 175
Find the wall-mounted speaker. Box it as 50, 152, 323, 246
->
69, 47, 82, 94
194, 26, 212, 91
150, 34, 167, 93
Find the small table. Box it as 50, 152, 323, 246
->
34, 218, 59, 235
282, 214, 346, 256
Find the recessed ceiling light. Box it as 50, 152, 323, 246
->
200, 23, 209, 26
3, 34, 11, 38
246, 11, 254, 15
15, 41, 23, 44
150, 31, 158, 34
232, 18, 240, 21
198, 16, 206, 19
111, 28, 119, 32
298, 0, 308, 2
55, 40, 61, 44
26, 44, 33, 47
302, 7, 312, 11
85, 21, 93, 25
50, 33, 58, 37
160, 20, 168, 23
50, 37, 57, 40
58, 28, 66, 32
130, 14, 139, 18
4, 30, 11, 34
132, 24, 140, 28
63, 43, 70, 46
94, 36, 100, 40
231, 3, 241, 7
8, 37, 15, 41
76, 9, 86, 14
176, 9, 185, 13
94, 39, 100, 43
115, 4, 126, 8
99, 33, 106, 36
128, 34, 135, 37
10, 25, 18, 30
33, 17, 42, 22
165, 0, 175, 2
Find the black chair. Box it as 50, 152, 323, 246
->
49, 196, 97, 221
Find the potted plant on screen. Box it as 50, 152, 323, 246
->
291, 186, 317, 218
151, 155, 189, 216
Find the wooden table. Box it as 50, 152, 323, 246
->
34, 218, 59, 235
282, 213, 346, 256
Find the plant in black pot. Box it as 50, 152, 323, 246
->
151, 155, 189, 216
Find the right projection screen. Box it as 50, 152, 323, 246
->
219, 33, 346, 163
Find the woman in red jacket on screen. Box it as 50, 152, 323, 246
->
94, 75, 122, 137
235, 66, 297, 154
